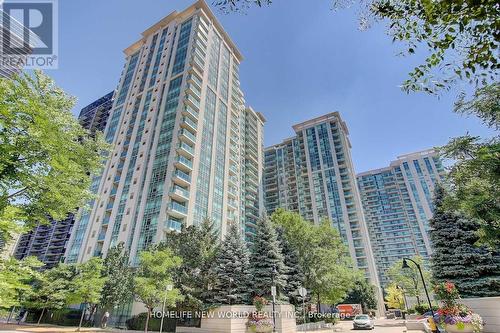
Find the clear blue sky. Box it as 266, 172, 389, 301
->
48, 0, 490, 173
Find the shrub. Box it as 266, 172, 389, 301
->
125, 312, 176, 332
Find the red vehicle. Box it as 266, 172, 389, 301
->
336, 304, 362, 319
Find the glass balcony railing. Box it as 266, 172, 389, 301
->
183, 105, 198, 119
171, 185, 189, 198
170, 202, 187, 215
178, 142, 194, 155
179, 129, 196, 142
174, 169, 191, 183
176, 156, 193, 168
166, 219, 182, 232
182, 116, 197, 130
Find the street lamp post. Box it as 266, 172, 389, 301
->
402, 258, 437, 333
396, 285, 408, 311
271, 265, 277, 333
298, 287, 308, 332
159, 284, 173, 333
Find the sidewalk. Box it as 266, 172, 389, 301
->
0, 323, 104, 333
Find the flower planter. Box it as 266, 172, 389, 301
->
445, 323, 474, 333
248, 325, 273, 333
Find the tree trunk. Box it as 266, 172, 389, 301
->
317, 293, 321, 313
37, 307, 46, 325
416, 295, 421, 306
100, 308, 108, 329
77, 304, 86, 331
144, 307, 151, 333
7, 306, 15, 323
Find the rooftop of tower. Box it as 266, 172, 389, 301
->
356, 148, 438, 177
123, 0, 243, 61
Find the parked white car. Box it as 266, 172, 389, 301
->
353, 314, 375, 330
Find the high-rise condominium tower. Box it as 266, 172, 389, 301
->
14, 92, 114, 269
357, 149, 445, 286
264, 112, 384, 310
65, 0, 264, 264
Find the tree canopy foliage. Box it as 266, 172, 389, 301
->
440, 83, 499, 247
0, 256, 42, 309
430, 186, 500, 298
134, 247, 183, 333
386, 255, 431, 306
161, 218, 219, 309
0, 71, 108, 243
213, 0, 499, 94
271, 209, 358, 306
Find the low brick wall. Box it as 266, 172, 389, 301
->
176, 304, 297, 333
460, 297, 500, 333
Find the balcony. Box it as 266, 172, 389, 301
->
97, 232, 106, 241
173, 169, 191, 186
187, 73, 203, 90
186, 83, 201, 100
170, 185, 189, 202
182, 105, 198, 120
191, 54, 205, 72
229, 165, 238, 175
102, 215, 110, 226
177, 142, 194, 158
185, 93, 200, 110
174, 155, 193, 172
165, 219, 183, 232
228, 186, 238, 198
180, 116, 197, 133
168, 201, 188, 218
179, 129, 196, 145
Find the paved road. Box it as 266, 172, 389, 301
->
334, 318, 410, 332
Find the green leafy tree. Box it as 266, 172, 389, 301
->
67, 258, 107, 331
430, 186, 500, 297
343, 276, 378, 312
250, 217, 287, 299
370, 0, 499, 93
276, 227, 305, 307
161, 218, 219, 309
271, 209, 357, 308
0, 256, 43, 309
29, 263, 76, 325
210, 223, 251, 305
385, 283, 405, 309
214, 1, 498, 94
387, 255, 431, 306
440, 83, 499, 247
99, 243, 135, 323
0, 71, 108, 243
134, 247, 183, 333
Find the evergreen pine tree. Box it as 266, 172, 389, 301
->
250, 217, 287, 299
430, 186, 500, 297
210, 223, 251, 305
277, 227, 305, 306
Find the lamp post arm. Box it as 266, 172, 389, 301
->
403, 257, 434, 316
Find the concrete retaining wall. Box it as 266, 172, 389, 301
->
176, 304, 297, 333
460, 296, 500, 333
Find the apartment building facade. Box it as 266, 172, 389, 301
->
78, 91, 114, 136
65, 0, 264, 265
357, 149, 445, 287
264, 112, 384, 310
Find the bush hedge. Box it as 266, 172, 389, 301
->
126, 312, 176, 332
